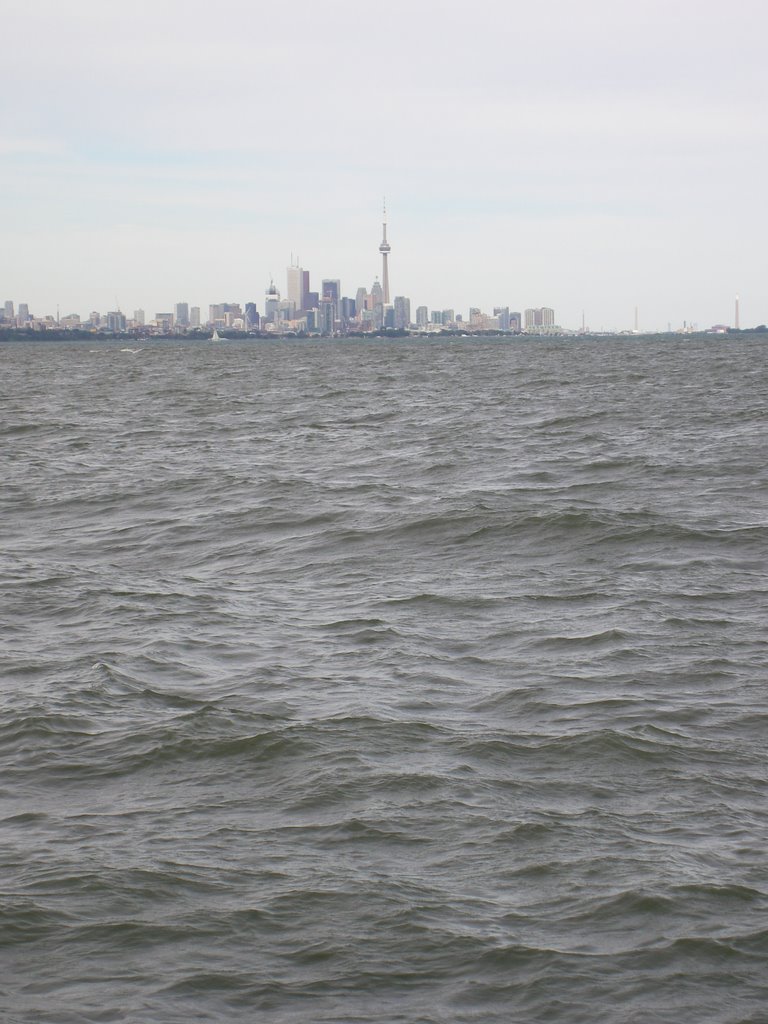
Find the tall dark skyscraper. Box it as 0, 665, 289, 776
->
321, 279, 341, 322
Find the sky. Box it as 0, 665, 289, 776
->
2, 0, 767, 331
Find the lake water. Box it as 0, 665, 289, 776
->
2, 336, 767, 1023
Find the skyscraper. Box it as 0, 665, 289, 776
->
379, 201, 391, 305
355, 287, 369, 314
319, 299, 335, 335
287, 264, 309, 313
524, 307, 555, 330
321, 279, 340, 321
265, 280, 280, 323
106, 311, 127, 332
370, 278, 384, 329
393, 296, 411, 329
175, 302, 189, 327
493, 306, 510, 331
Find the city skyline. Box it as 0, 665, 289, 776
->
0, 199, 757, 335
0, 208, 756, 335
2, 1, 766, 332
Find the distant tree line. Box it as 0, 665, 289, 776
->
2, 326, 767, 343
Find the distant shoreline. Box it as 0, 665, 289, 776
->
2, 329, 767, 344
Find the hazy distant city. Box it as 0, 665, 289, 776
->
0, 212, 755, 339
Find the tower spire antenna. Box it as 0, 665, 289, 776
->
378, 197, 391, 305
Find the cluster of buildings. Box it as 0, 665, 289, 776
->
2, 211, 563, 337
0, 296, 558, 337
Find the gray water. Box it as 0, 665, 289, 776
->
2, 336, 767, 1023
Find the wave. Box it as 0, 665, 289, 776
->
3, 337, 767, 1023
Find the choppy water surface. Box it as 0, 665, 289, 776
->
2, 336, 767, 1023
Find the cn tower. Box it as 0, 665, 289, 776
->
379, 199, 391, 305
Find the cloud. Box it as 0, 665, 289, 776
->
0, 137, 65, 156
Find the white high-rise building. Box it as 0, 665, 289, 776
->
287, 265, 309, 312
525, 307, 555, 329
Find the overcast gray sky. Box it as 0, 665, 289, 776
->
2, 0, 766, 330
